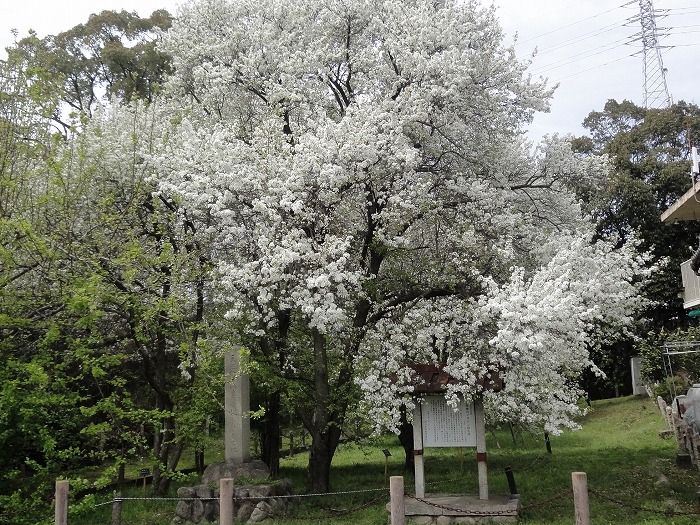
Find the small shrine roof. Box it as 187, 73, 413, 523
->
399, 363, 504, 394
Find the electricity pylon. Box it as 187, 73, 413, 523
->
630, 0, 672, 109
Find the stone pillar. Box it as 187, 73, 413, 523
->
412, 402, 426, 498
630, 356, 646, 395
475, 395, 488, 500
225, 345, 250, 464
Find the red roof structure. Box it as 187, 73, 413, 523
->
397, 363, 504, 394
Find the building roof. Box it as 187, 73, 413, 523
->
661, 183, 700, 223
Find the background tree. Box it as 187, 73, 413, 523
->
47, 101, 219, 495
575, 99, 700, 328
0, 41, 84, 525
572, 100, 700, 398
0, 11, 214, 515
13, 9, 172, 134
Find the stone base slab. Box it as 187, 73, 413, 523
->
388, 493, 520, 524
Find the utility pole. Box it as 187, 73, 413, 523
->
629, 0, 672, 109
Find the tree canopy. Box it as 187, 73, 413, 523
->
150, 0, 650, 490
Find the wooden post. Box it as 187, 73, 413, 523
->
111, 492, 122, 525
220, 478, 235, 525
55, 480, 69, 525
412, 402, 426, 498
475, 396, 488, 500
389, 476, 405, 525
572, 472, 590, 525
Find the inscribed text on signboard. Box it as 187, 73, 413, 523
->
421, 395, 477, 447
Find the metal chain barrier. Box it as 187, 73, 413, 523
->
92, 480, 700, 520
91, 485, 390, 521
404, 494, 518, 517
519, 488, 573, 511
589, 488, 700, 517
313, 492, 389, 517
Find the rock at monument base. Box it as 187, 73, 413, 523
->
178, 487, 196, 498
201, 460, 270, 485
248, 501, 272, 523
194, 484, 214, 499
246, 484, 274, 499
236, 501, 256, 522
273, 478, 293, 496
204, 500, 219, 521
175, 466, 293, 525
175, 500, 191, 520
191, 499, 205, 524
268, 497, 286, 517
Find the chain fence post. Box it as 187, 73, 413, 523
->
389, 475, 405, 525
55, 480, 69, 525
111, 491, 122, 525
220, 478, 235, 525
572, 471, 590, 525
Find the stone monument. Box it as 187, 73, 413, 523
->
173, 346, 292, 525
225, 345, 250, 464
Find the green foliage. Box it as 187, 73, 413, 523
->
11, 9, 172, 133
577, 100, 700, 332
573, 100, 700, 399
0, 15, 218, 517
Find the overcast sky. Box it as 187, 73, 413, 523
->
1, 0, 698, 143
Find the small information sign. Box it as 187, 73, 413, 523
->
420, 395, 476, 447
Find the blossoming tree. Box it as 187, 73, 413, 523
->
152, 0, 649, 490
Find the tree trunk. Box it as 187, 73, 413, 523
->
151, 394, 181, 496
308, 429, 333, 492
304, 329, 342, 492
398, 406, 415, 473
306, 418, 343, 492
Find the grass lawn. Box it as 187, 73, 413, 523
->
72, 395, 700, 524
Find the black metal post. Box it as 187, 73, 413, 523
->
505, 466, 518, 495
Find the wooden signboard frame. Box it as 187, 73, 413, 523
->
412, 394, 488, 500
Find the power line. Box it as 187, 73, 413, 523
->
534, 17, 629, 56
515, 3, 632, 45
531, 36, 631, 75
499, 0, 602, 31
552, 53, 635, 82
496, 0, 696, 109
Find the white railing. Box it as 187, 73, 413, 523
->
681, 259, 700, 309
